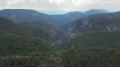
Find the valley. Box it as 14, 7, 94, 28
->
0, 9, 120, 67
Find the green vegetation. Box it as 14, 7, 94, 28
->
0, 16, 57, 42
57, 11, 120, 43
0, 34, 58, 55
60, 48, 120, 67
0, 48, 120, 67
61, 31, 120, 49
0, 16, 36, 37
21, 20, 57, 42
0, 17, 59, 55
75, 11, 120, 32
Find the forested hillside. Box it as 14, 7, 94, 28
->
60, 31, 120, 49
0, 34, 57, 55
20, 20, 57, 42
0, 16, 57, 42
56, 11, 120, 44
0, 17, 58, 55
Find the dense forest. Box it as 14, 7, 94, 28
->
61, 31, 120, 49
1, 48, 120, 67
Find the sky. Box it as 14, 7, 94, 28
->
0, 0, 120, 12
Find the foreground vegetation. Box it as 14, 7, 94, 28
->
0, 48, 120, 67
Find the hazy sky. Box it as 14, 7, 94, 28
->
0, 0, 120, 12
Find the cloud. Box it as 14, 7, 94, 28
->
7, 0, 26, 6
29, 0, 38, 3
47, 0, 120, 11
0, 0, 120, 12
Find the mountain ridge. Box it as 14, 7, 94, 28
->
0, 9, 108, 27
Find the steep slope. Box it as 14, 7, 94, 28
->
0, 16, 57, 42
0, 9, 48, 23
0, 17, 58, 55
50, 9, 108, 27
50, 11, 85, 27
0, 16, 35, 37
21, 20, 57, 42
0, 9, 108, 27
0, 34, 57, 55
56, 11, 120, 44
60, 31, 120, 49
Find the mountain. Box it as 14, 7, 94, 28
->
0, 17, 58, 55
60, 31, 120, 49
50, 11, 86, 27
85, 9, 108, 15
0, 9, 50, 23
0, 16, 57, 42
56, 11, 120, 44
0, 9, 108, 27
0, 34, 57, 55
1, 9, 120, 67
0, 16, 35, 37
20, 20, 57, 42
50, 9, 108, 27
39, 10, 67, 15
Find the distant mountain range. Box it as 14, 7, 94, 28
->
39, 10, 67, 15
0, 9, 108, 27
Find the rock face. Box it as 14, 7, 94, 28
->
56, 11, 120, 44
